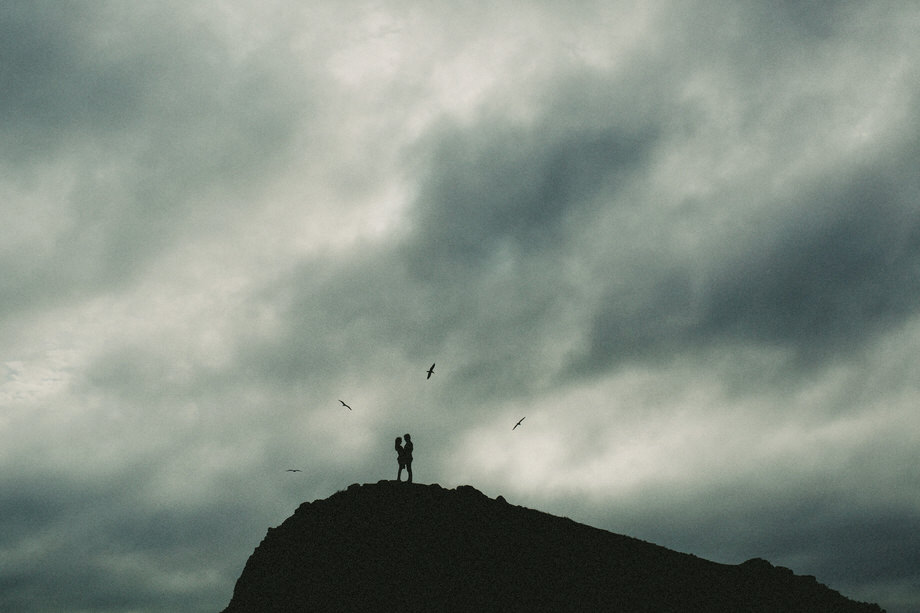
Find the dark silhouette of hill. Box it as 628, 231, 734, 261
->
222, 481, 884, 612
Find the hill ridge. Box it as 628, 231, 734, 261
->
222, 481, 884, 612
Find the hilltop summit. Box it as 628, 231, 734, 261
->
222, 481, 883, 612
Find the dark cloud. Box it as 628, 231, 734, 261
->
404, 117, 658, 276
0, 2, 310, 315
703, 165, 920, 351
0, 2, 138, 157
579, 135, 920, 373
2, 2, 920, 613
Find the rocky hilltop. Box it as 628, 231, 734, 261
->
222, 481, 883, 612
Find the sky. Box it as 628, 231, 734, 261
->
1, 1, 919, 611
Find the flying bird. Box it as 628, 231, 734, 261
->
339, 400, 352, 410
426, 363, 435, 379
285, 469, 302, 472
513, 417, 525, 430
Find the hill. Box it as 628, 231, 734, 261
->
221, 481, 884, 612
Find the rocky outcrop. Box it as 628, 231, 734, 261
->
222, 481, 884, 612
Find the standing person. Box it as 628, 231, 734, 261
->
402, 433, 413, 483
395, 437, 406, 482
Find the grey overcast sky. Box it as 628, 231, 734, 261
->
2, 2, 919, 611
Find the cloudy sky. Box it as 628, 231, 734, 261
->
2, 1, 920, 611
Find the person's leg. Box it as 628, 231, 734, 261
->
397, 464, 403, 482
406, 461, 412, 483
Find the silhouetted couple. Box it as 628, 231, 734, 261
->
395, 433, 413, 483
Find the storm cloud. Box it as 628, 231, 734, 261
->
2, 2, 919, 612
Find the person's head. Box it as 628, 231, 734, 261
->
404, 433, 411, 441
395, 436, 402, 444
